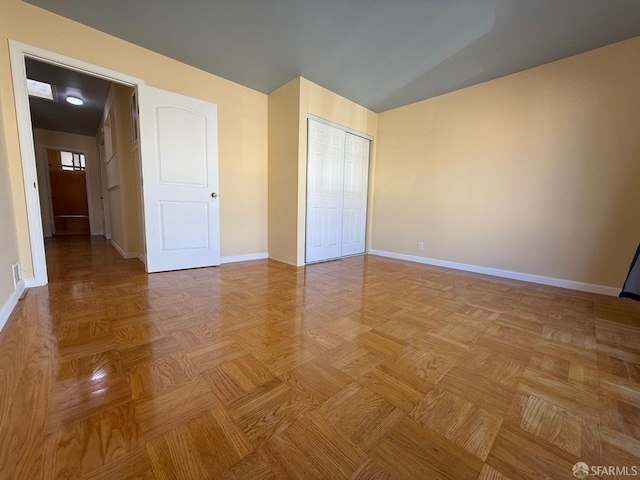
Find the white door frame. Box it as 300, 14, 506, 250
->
8, 40, 144, 286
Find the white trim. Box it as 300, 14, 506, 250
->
307, 114, 373, 141
9, 40, 144, 287
268, 255, 299, 267
220, 252, 268, 264
0, 280, 26, 333
138, 252, 147, 265
24, 278, 38, 288
110, 240, 138, 259
369, 249, 621, 297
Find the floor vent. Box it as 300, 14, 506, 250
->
12, 261, 21, 289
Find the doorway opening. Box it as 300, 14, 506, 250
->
10, 40, 144, 286
45, 149, 90, 236
25, 56, 126, 265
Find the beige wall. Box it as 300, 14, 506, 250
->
0, 0, 268, 280
32, 128, 101, 237
0, 94, 20, 313
267, 77, 378, 266
373, 37, 640, 288
99, 83, 141, 256
268, 78, 301, 265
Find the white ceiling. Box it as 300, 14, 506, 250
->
25, 0, 640, 112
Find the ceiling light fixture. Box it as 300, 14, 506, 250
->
66, 96, 84, 106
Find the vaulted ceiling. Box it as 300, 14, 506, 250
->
25, 0, 640, 112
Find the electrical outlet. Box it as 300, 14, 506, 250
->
418, 242, 424, 251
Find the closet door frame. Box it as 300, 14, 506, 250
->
305, 115, 372, 264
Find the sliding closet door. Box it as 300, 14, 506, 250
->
341, 133, 370, 256
306, 120, 345, 263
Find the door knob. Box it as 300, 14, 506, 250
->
211, 192, 218, 198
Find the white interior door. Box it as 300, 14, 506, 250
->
306, 119, 345, 263
138, 85, 220, 273
342, 133, 370, 256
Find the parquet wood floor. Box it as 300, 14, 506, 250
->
1, 236, 639, 479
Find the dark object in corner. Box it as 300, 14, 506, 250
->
620, 243, 640, 302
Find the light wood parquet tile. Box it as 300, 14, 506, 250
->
44, 403, 142, 479
600, 394, 640, 441
76, 445, 154, 480
119, 336, 182, 370
186, 339, 248, 372
374, 317, 433, 342
2, 236, 640, 479
113, 321, 167, 349
373, 416, 483, 480
297, 326, 345, 353
227, 379, 310, 446
528, 351, 572, 381
409, 330, 470, 359
360, 363, 428, 413
353, 329, 407, 357
202, 354, 276, 406
486, 423, 579, 480
319, 383, 405, 453
437, 366, 516, 416
0, 337, 53, 479
279, 360, 351, 407
411, 386, 503, 461
458, 346, 524, 387
506, 392, 582, 456
218, 451, 275, 480
598, 348, 640, 383
517, 367, 600, 421
600, 425, 640, 463
434, 320, 484, 345
145, 423, 209, 480
134, 379, 219, 440
261, 410, 366, 479
386, 345, 456, 385
477, 464, 513, 480
474, 333, 533, 364
350, 458, 397, 480
599, 371, 640, 408
150, 352, 200, 390
319, 341, 385, 379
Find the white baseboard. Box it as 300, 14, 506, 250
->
110, 240, 138, 259
267, 255, 299, 267
24, 277, 41, 288
369, 249, 621, 297
138, 253, 147, 265
221, 252, 268, 264
0, 279, 26, 333
105, 234, 112, 240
